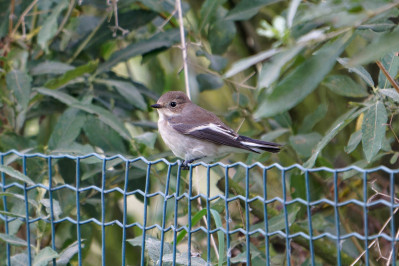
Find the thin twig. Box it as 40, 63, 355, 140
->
175, 0, 191, 99
10, 0, 38, 37
376, 60, 399, 94
9, 0, 15, 35
350, 185, 399, 266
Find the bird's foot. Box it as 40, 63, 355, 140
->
180, 157, 203, 170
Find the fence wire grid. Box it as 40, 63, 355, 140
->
0, 150, 398, 265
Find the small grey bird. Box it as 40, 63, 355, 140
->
151, 91, 281, 168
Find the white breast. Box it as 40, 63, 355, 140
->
158, 118, 221, 162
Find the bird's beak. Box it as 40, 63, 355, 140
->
151, 103, 162, 108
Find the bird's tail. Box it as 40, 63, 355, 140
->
237, 135, 281, 153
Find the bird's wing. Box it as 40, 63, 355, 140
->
170, 121, 256, 152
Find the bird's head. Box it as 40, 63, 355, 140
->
151, 91, 191, 118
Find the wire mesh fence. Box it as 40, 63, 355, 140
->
0, 150, 398, 265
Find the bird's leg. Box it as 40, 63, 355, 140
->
180, 157, 204, 170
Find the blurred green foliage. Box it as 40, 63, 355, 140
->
1, 0, 399, 264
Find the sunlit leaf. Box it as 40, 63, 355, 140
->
361, 101, 387, 162
127, 235, 173, 263
0, 164, 34, 186
379, 88, 399, 102
258, 46, 303, 89
323, 75, 368, 97
261, 128, 289, 142
254, 33, 352, 119
225, 48, 280, 78
33, 247, 59, 266
0, 233, 28, 246
56, 241, 82, 265
10, 253, 29, 266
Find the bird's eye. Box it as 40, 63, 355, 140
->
170, 102, 177, 107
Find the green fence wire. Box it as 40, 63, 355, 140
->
0, 150, 398, 265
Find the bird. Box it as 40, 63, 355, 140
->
151, 91, 281, 168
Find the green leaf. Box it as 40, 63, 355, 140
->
0, 192, 38, 208
10, 253, 29, 266
95, 79, 146, 110
44, 60, 98, 89
379, 88, 399, 102
83, 115, 127, 153
323, 75, 368, 97
349, 28, 399, 66
0, 210, 26, 218
337, 57, 374, 87
268, 205, 300, 232
97, 28, 180, 73
162, 253, 207, 266
40, 199, 62, 219
176, 209, 207, 244
225, 0, 281, 21
210, 209, 225, 266
0, 233, 28, 246
345, 130, 362, 154
196, 73, 224, 92
298, 103, 328, 133
33, 247, 59, 266
378, 52, 399, 88
30, 61, 75, 75
6, 70, 32, 110
51, 143, 95, 155
304, 107, 366, 168
225, 48, 279, 78
361, 101, 387, 162
254, 33, 352, 119
208, 16, 236, 55
48, 108, 86, 150
196, 50, 228, 72
289, 132, 322, 158
37, 0, 68, 53
0, 164, 34, 186
250, 205, 300, 232
35, 88, 131, 141
258, 46, 303, 89
127, 235, 173, 263
133, 132, 157, 150
56, 241, 81, 265
261, 128, 289, 142
200, 0, 227, 28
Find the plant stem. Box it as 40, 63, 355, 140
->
175, 0, 191, 99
